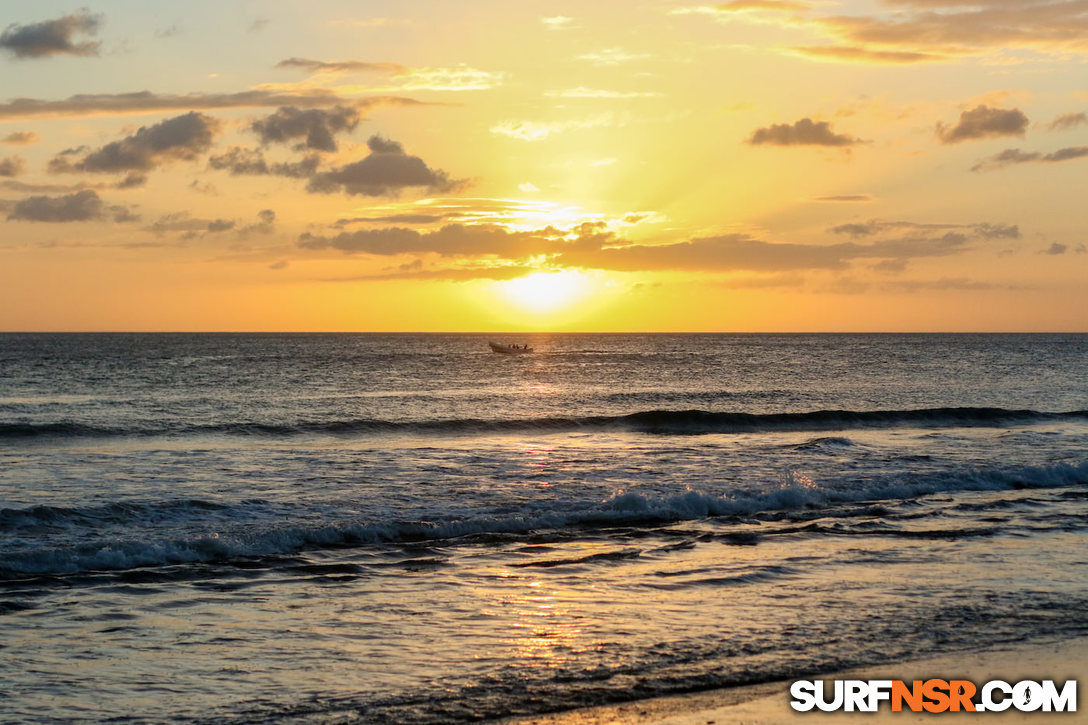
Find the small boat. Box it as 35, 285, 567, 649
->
489, 341, 534, 354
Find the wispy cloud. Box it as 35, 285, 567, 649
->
684, 0, 1088, 63
276, 57, 408, 74
266, 62, 504, 93
545, 87, 662, 99
490, 115, 618, 141
971, 145, 1088, 171
541, 16, 575, 30
0, 90, 429, 120
1048, 111, 1088, 131
787, 46, 946, 64
1, 131, 40, 145
390, 65, 505, 91
813, 194, 873, 203
577, 47, 652, 65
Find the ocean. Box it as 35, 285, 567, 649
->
1, 333, 1086, 722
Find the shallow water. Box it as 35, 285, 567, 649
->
1, 333, 1087, 722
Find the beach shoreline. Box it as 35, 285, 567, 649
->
498, 636, 1087, 724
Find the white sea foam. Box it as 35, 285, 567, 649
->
3, 460, 1084, 578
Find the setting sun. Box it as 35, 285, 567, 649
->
498, 271, 590, 313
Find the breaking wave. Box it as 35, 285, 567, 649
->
2, 459, 1085, 580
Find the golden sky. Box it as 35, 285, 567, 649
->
1, 0, 1086, 331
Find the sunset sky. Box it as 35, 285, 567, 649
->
1, 0, 1086, 331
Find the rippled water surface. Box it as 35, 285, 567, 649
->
1, 333, 1086, 722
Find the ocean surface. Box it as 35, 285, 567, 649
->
1, 333, 1087, 723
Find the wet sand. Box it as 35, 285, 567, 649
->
499, 636, 1086, 724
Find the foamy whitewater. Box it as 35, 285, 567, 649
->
2, 333, 1087, 722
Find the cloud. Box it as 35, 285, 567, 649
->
48, 112, 220, 174
0, 156, 25, 177
0, 91, 427, 120
334, 18, 411, 29
578, 48, 652, 65
299, 223, 558, 257
871, 259, 910, 274
116, 172, 147, 189
320, 262, 538, 283
265, 62, 503, 92
147, 212, 229, 235
1043, 242, 1068, 255
558, 235, 817, 272
716, 0, 811, 10
1, 131, 39, 145
788, 46, 946, 64
334, 213, 457, 226
887, 277, 1007, 292
207, 219, 235, 233
683, 0, 1088, 65
971, 145, 1088, 171
721, 273, 806, 289
546, 87, 663, 99
207, 147, 320, 177
238, 209, 276, 237
147, 209, 274, 239
490, 116, 616, 141
299, 214, 1015, 275
1, 179, 103, 193
276, 57, 407, 74
6, 190, 135, 223
542, 16, 575, 30
937, 105, 1029, 143
813, 194, 873, 202
305, 136, 463, 196
812, 0, 1088, 60
189, 180, 218, 195
748, 117, 862, 146
829, 219, 1019, 239
556, 228, 1000, 273
1048, 112, 1088, 131
154, 24, 182, 39
0, 11, 101, 59
251, 105, 359, 151
390, 66, 505, 91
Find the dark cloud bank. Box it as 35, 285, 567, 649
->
298, 217, 1019, 278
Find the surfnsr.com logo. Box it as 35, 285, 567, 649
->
790, 679, 1077, 713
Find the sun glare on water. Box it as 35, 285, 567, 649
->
499, 271, 590, 313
